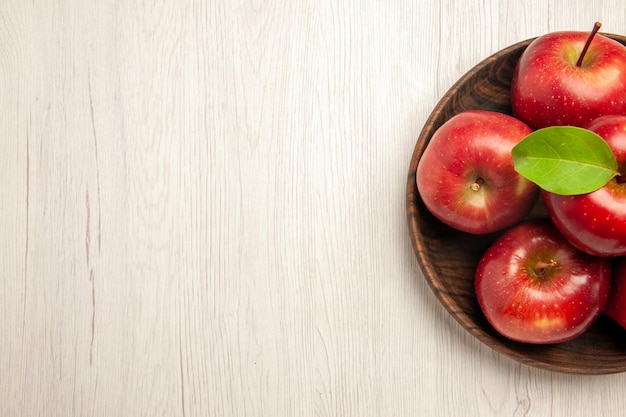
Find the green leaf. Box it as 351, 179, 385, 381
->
512, 126, 619, 195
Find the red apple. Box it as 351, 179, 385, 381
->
511, 23, 626, 129
542, 115, 626, 257
416, 110, 538, 234
605, 257, 626, 330
475, 219, 612, 344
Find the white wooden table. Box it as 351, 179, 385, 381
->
2, 1, 626, 415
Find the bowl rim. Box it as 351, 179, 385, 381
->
406, 33, 626, 374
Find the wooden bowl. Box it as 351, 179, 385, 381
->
406, 34, 626, 374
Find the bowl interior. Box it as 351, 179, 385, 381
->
406, 35, 626, 374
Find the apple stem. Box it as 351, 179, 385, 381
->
470, 178, 484, 192
534, 260, 557, 277
576, 21, 602, 67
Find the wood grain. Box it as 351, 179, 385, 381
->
2, 0, 626, 416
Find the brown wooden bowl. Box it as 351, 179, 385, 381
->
407, 34, 626, 374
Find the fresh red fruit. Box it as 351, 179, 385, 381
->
542, 114, 626, 257
511, 26, 626, 129
475, 219, 612, 344
605, 257, 626, 330
416, 110, 538, 234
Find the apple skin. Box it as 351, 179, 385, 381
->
475, 219, 612, 344
511, 31, 626, 129
416, 110, 538, 235
605, 257, 626, 330
542, 115, 626, 257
